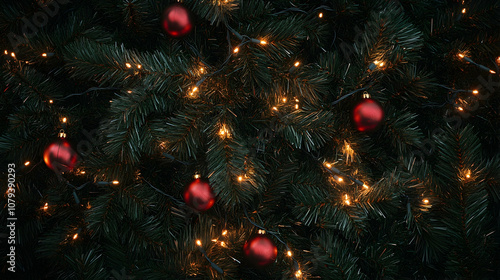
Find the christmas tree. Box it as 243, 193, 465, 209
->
1, 0, 500, 279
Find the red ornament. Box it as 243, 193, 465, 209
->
183, 179, 215, 211
353, 98, 384, 132
162, 4, 193, 37
243, 234, 278, 267
43, 139, 78, 172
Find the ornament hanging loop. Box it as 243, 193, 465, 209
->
363, 91, 371, 99
58, 129, 67, 138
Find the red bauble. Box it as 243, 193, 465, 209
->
43, 139, 78, 172
183, 179, 215, 211
162, 4, 192, 37
353, 98, 384, 132
243, 235, 278, 267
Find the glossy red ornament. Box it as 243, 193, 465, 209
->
243, 235, 278, 267
43, 139, 78, 172
162, 4, 192, 37
183, 179, 215, 211
353, 98, 384, 132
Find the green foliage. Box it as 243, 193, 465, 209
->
1, 0, 499, 279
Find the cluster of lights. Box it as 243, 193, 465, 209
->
125, 62, 142, 69
323, 162, 370, 190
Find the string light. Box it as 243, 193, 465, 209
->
222, 230, 228, 236
219, 124, 231, 139
294, 61, 300, 67
194, 174, 201, 179
62, 117, 67, 123
24, 161, 30, 166
363, 184, 369, 189
334, 175, 343, 182
200, 67, 204, 73
318, 12, 323, 18
490, 70, 496, 74
458, 53, 465, 59
234, 47, 239, 53
260, 40, 267, 45
43, 203, 48, 211
125, 63, 132, 68
324, 162, 332, 168
295, 104, 299, 109
4, 50, 7, 55
73, 233, 78, 240
127, 90, 132, 93
112, 180, 119, 185
465, 169, 471, 179
80, 171, 86, 174
220, 241, 226, 247
196, 240, 202, 246
461, 8, 466, 14
49, 100, 53, 103
287, 250, 292, 257
272, 106, 278, 111
457, 106, 464, 112
42, 53, 47, 57
137, 64, 142, 69
295, 270, 302, 278
472, 90, 479, 95
344, 194, 350, 205
423, 199, 429, 204
238, 176, 243, 182
282, 97, 287, 103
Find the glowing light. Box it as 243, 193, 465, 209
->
220, 241, 226, 247
295, 270, 302, 278
112, 180, 119, 185
200, 67, 204, 73
125, 63, 132, 68
219, 124, 231, 139
363, 184, 369, 189
73, 233, 78, 240
344, 194, 350, 205
287, 250, 292, 257
194, 174, 201, 179
260, 40, 267, 45
462, 8, 466, 14
258, 229, 266, 234
11, 52, 15, 58
294, 61, 300, 67
458, 53, 465, 59
282, 98, 287, 103
295, 104, 299, 109
42, 53, 47, 57
465, 169, 471, 179
490, 70, 496, 74
238, 176, 243, 182
49, 100, 53, 103
457, 107, 464, 111
334, 175, 343, 182
222, 230, 228, 236
319, 12, 323, 18
337, 177, 343, 182
472, 90, 479, 95
374, 60, 380, 65
127, 90, 132, 93
423, 199, 429, 204
342, 141, 355, 164
379, 61, 385, 67
192, 86, 198, 93
272, 106, 278, 111
80, 171, 86, 174
4, 50, 7, 55
24, 161, 30, 166
324, 162, 332, 168
196, 240, 202, 246
234, 47, 239, 53
43, 203, 48, 211
137, 64, 142, 69
62, 117, 67, 123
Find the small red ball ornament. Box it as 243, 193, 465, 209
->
43, 139, 78, 172
243, 234, 278, 267
353, 98, 384, 132
162, 4, 193, 37
183, 179, 216, 211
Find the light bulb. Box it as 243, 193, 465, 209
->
125, 63, 132, 68
196, 240, 202, 246
112, 180, 119, 185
